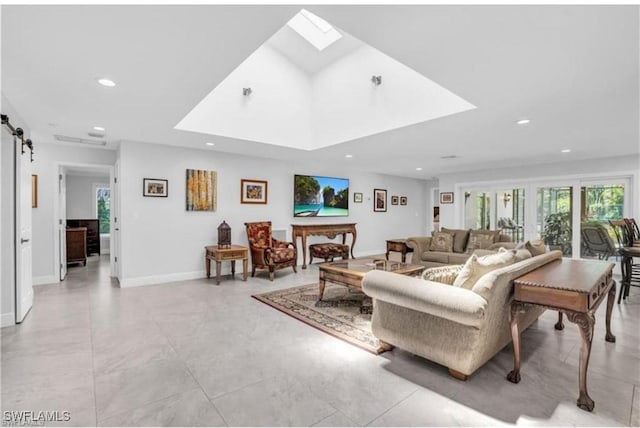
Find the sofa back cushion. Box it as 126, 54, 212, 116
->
429, 231, 454, 252
441, 228, 471, 253
453, 248, 518, 290
525, 239, 547, 256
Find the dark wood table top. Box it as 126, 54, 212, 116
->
514, 258, 614, 294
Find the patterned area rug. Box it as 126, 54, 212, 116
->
252, 283, 387, 354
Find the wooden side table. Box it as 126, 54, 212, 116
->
205, 245, 248, 285
386, 239, 414, 263
507, 258, 616, 412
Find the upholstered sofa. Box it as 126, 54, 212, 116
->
407, 228, 513, 268
362, 249, 562, 379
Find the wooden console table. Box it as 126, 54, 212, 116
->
205, 245, 248, 285
507, 258, 616, 412
291, 223, 356, 269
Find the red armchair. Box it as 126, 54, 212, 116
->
244, 221, 297, 281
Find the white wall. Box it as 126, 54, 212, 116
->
437, 155, 640, 229
66, 175, 109, 219
119, 141, 429, 287
31, 143, 116, 284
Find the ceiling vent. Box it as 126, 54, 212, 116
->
54, 134, 107, 146
87, 132, 105, 138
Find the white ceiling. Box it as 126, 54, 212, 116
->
2, 5, 638, 179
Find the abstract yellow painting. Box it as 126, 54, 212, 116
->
186, 169, 217, 211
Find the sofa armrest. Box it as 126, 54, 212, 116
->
362, 270, 487, 328
406, 236, 432, 255
487, 242, 516, 251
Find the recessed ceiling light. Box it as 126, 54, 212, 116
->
416, 167, 423, 171
93, 126, 105, 132
98, 78, 116, 87
516, 119, 531, 125
345, 154, 353, 158
561, 149, 571, 153
205, 142, 215, 146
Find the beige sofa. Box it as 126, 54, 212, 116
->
361, 250, 562, 379
407, 228, 513, 268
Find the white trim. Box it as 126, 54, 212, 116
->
119, 270, 206, 288
1, 312, 15, 328
33, 275, 58, 286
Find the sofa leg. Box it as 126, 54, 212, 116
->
378, 340, 395, 352
448, 368, 468, 381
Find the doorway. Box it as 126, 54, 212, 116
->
55, 163, 117, 282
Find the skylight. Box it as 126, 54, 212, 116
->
287, 9, 342, 51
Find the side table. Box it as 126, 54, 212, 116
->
205, 245, 248, 285
386, 239, 414, 263
507, 258, 616, 412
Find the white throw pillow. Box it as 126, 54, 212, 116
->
453, 248, 518, 290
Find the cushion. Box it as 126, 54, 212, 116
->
441, 228, 471, 253
429, 232, 454, 252
453, 248, 518, 290
421, 264, 464, 285
515, 249, 533, 261
525, 239, 547, 256
465, 230, 499, 253
421, 251, 451, 264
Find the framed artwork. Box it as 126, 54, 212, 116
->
374, 188, 387, 212
143, 178, 168, 197
31, 174, 37, 208
391, 196, 399, 205
186, 169, 217, 211
241, 179, 268, 204
440, 192, 454, 204
400, 196, 408, 206
353, 192, 363, 203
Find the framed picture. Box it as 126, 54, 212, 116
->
440, 192, 454, 204
391, 196, 399, 205
400, 196, 408, 206
374, 189, 387, 212
241, 179, 268, 204
353, 192, 363, 203
31, 174, 37, 208
186, 169, 217, 211
143, 178, 168, 197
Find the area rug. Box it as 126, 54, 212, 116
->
252, 283, 388, 354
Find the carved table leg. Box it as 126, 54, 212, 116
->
507, 302, 522, 383
301, 234, 308, 269
605, 281, 616, 343
318, 278, 326, 301
216, 260, 222, 285
555, 312, 564, 330
567, 311, 595, 412
205, 256, 211, 278
231, 260, 236, 279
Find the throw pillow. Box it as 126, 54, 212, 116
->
429, 232, 454, 252
453, 248, 518, 290
465, 230, 499, 253
525, 239, 547, 256
421, 264, 464, 285
441, 228, 471, 253
515, 249, 533, 261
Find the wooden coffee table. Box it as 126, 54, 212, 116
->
318, 258, 424, 300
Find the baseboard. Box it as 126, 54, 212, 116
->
355, 249, 387, 258
1, 312, 15, 328
119, 270, 205, 288
33, 275, 58, 286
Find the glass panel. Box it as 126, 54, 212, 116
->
96, 187, 111, 234
464, 190, 492, 230
537, 186, 573, 256
496, 188, 525, 243
579, 183, 624, 260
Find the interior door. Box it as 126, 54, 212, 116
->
15, 137, 33, 323
111, 160, 120, 279
58, 167, 67, 280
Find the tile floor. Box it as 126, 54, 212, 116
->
1, 254, 639, 427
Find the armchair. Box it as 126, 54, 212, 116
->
244, 221, 297, 281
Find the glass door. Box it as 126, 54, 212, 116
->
536, 186, 573, 256
579, 182, 626, 260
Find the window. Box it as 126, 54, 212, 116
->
96, 186, 110, 234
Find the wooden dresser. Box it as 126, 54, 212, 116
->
67, 219, 100, 255
66, 227, 87, 266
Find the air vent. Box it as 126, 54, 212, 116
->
54, 134, 106, 146
440, 155, 458, 159
87, 132, 105, 138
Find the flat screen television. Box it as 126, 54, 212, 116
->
294, 174, 349, 217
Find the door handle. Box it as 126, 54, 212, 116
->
115, 228, 120, 231
21, 238, 30, 244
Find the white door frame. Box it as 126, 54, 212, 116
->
53, 162, 116, 281
15, 136, 33, 323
